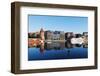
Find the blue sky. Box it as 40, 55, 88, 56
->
28, 15, 88, 34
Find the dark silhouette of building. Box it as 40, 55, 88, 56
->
65, 32, 74, 40
75, 33, 82, 38
45, 30, 65, 40
83, 32, 88, 37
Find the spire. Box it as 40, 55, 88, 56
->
40, 28, 44, 32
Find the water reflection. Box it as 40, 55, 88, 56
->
38, 41, 88, 53
28, 40, 88, 61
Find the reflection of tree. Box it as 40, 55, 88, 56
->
36, 45, 40, 48
83, 44, 88, 48
65, 40, 73, 48
74, 44, 82, 47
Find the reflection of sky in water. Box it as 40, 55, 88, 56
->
28, 42, 88, 61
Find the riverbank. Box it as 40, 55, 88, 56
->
28, 37, 88, 46
44, 40, 66, 42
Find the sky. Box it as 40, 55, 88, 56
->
28, 15, 88, 34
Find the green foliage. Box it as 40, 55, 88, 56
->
28, 33, 40, 38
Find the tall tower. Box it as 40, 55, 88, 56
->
40, 28, 45, 40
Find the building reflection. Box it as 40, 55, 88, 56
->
65, 40, 73, 48
28, 40, 88, 53
45, 42, 65, 50
40, 42, 45, 53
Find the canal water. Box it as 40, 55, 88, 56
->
28, 41, 88, 61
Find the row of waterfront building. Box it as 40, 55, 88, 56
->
28, 28, 88, 40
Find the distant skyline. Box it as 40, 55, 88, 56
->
28, 15, 88, 34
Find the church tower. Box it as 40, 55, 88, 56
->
40, 28, 45, 40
